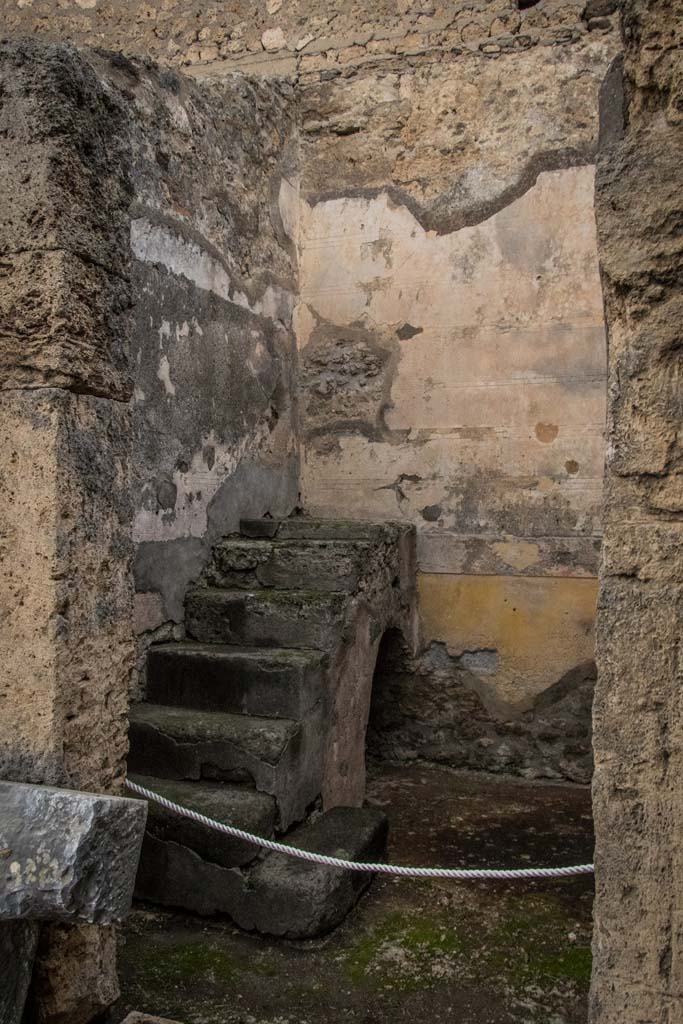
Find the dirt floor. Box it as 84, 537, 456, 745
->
114, 764, 594, 1024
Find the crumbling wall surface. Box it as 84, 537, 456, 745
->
591, 2, 683, 1020
86, 56, 301, 663
3, 0, 618, 78
295, 26, 618, 778
0, 40, 134, 1024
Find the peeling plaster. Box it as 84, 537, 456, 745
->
133, 424, 273, 543
131, 217, 296, 325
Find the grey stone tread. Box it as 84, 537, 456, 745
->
135, 805, 389, 937
129, 703, 299, 765
148, 640, 323, 666
185, 587, 347, 649
240, 518, 409, 541
129, 773, 275, 869
146, 642, 325, 719
188, 586, 346, 605
213, 538, 371, 552
208, 538, 371, 593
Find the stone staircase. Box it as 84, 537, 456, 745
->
128, 517, 417, 937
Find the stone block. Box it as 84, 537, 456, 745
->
239, 806, 389, 938
146, 643, 325, 719
0, 388, 134, 793
208, 538, 368, 593
0, 780, 147, 923
130, 774, 275, 868
0, 920, 40, 1024
0, 40, 131, 275
0, 248, 132, 400
136, 806, 388, 938
32, 922, 120, 1024
128, 703, 324, 829
185, 587, 346, 650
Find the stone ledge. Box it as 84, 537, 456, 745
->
0, 780, 147, 924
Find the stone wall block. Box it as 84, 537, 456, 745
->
0, 389, 135, 793
0, 249, 132, 399
0, 920, 40, 1024
0, 781, 147, 924
0, 40, 132, 276
32, 922, 121, 1024
592, 2, 683, 1020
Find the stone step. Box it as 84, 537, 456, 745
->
185, 587, 346, 650
240, 517, 396, 542
207, 538, 369, 593
129, 774, 275, 869
134, 805, 389, 938
146, 642, 325, 720
128, 703, 324, 830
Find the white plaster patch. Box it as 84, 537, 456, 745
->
131, 218, 296, 325
157, 354, 176, 396
293, 302, 317, 348
132, 424, 273, 544
279, 177, 300, 244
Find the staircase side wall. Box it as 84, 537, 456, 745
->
591, 2, 683, 1019
82, 57, 302, 685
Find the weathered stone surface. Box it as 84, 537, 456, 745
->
136, 806, 388, 939
0, 781, 146, 924
294, 39, 614, 762
368, 637, 595, 784
207, 538, 369, 593
0, 388, 134, 793
186, 587, 347, 650
1, 0, 617, 78
130, 775, 275, 868
0, 248, 132, 400
31, 923, 120, 1024
0, 920, 40, 1024
146, 643, 325, 719
240, 806, 388, 938
591, 2, 683, 1021
128, 703, 324, 829
121, 1014, 184, 1024
0, 41, 133, 400
0, 40, 135, 1022
95, 56, 302, 651
0, 41, 131, 273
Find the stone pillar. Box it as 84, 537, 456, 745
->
0, 40, 134, 1023
591, 3, 683, 1021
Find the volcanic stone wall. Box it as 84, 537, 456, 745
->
591, 1, 683, 1019
0, 41, 134, 1024
4, 0, 618, 77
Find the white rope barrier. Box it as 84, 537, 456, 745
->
126, 779, 594, 881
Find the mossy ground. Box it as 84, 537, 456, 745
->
114, 765, 593, 1024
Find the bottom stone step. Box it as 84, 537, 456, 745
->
130, 774, 276, 869
135, 806, 388, 939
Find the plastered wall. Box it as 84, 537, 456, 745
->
294, 28, 617, 778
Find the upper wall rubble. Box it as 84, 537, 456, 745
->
3, 0, 620, 81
